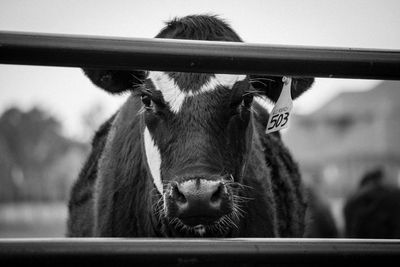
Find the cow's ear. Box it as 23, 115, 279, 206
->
250, 75, 314, 102
83, 69, 146, 93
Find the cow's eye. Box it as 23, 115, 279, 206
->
241, 93, 253, 109
141, 95, 153, 109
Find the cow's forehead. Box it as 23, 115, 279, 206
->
147, 71, 246, 113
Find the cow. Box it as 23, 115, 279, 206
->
67, 14, 314, 238
344, 168, 400, 238
304, 186, 339, 238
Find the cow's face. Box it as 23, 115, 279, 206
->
141, 71, 254, 236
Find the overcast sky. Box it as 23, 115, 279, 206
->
0, 0, 399, 138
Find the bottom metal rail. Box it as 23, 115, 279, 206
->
0, 238, 399, 266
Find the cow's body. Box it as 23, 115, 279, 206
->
67, 15, 312, 238
344, 169, 400, 238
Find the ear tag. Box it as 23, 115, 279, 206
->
266, 77, 293, 133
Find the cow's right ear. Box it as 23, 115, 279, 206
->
82, 69, 146, 94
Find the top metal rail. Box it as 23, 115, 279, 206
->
0, 31, 399, 80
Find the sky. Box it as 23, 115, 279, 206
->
0, 0, 399, 138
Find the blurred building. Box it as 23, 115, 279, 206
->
284, 81, 400, 199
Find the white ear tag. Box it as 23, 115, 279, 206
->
266, 77, 293, 133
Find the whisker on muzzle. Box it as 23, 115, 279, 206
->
152, 178, 253, 237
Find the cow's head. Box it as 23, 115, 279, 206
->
84, 15, 313, 237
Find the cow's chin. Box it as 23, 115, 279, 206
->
164, 217, 234, 237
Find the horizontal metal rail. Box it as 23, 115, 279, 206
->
0, 31, 400, 80
0, 238, 400, 266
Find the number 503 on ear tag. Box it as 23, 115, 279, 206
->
266, 77, 293, 134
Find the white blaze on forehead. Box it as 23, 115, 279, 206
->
148, 71, 186, 113
144, 127, 163, 194
148, 71, 246, 113
197, 74, 246, 95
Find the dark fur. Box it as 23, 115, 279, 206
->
68, 15, 313, 237
67, 114, 115, 236
304, 187, 338, 238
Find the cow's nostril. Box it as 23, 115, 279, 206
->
210, 183, 224, 204
172, 184, 187, 204
168, 179, 231, 226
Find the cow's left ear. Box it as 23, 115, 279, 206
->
250, 75, 314, 102
82, 69, 146, 94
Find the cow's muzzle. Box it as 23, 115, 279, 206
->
165, 178, 232, 226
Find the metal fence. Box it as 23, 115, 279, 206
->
1, 238, 400, 266
1, 31, 400, 266
0, 31, 399, 79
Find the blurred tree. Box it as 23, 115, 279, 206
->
0, 107, 88, 202
0, 135, 15, 201
0, 107, 60, 166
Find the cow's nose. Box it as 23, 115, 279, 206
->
170, 179, 228, 226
